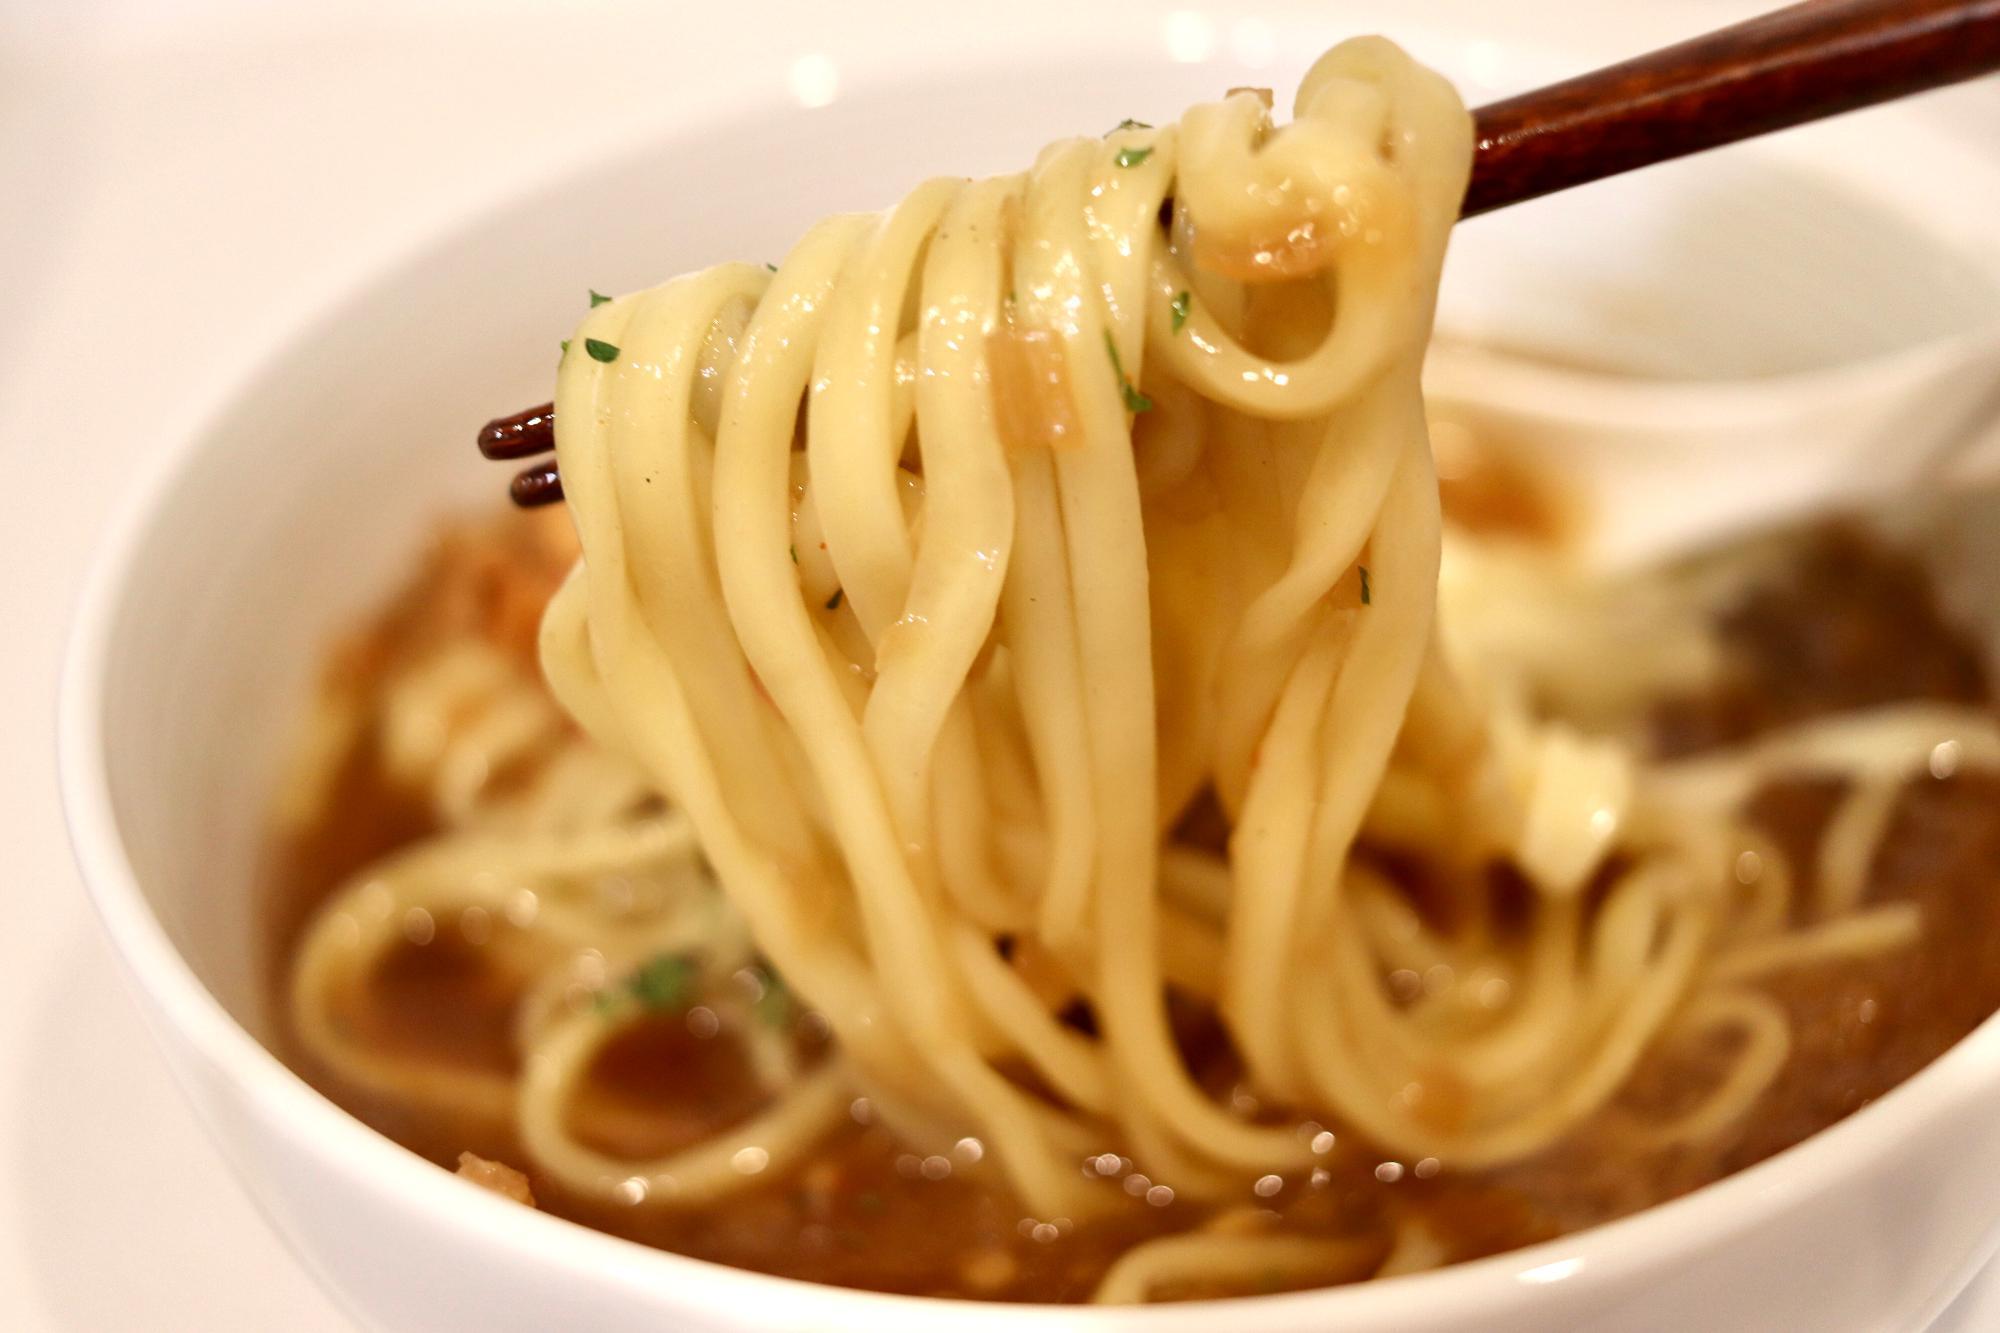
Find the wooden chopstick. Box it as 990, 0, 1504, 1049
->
484, 0, 2000, 506
1464, 0, 2000, 216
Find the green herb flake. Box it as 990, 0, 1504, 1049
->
1170, 289, 1191, 335
765, 262, 779, 272
1106, 118, 1153, 135
627, 952, 698, 1013
1114, 145, 1154, 169
855, 1192, 887, 1216
559, 339, 571, 356
584, 338, 621, 363
589, 289, 613, 308
752, 963, 795, 1028
1359, 566, 1372, 606
789, 544, 798, 564
825, 588, 844, 612
1103, 331, 1152, 414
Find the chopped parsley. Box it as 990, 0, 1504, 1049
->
825, 588, 844, 611
789, 544, 798, 564
751, 963, 794, 1028
1106, 118, 1153, 135
589, 289, 613, 308
1114, 145, 1154, 169
630, 952, 698, 1012
597, 951, 699, 1017
584, 338, 621, 363
559, 339, 571, 356
765, 262, 779, 272
1359, 566, 1372, 605
1170, 289, 1191, 334
1103, 331, 1152, 414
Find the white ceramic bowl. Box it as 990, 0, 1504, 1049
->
55, 17, 2000, 1332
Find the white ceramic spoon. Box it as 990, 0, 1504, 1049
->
1426, 146, 2000, 571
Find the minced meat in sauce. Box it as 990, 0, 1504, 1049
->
265, 515, 2000, 1301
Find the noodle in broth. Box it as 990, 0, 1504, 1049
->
273, 39, 2000, 1303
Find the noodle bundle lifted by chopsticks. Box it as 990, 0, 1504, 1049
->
544, 33, 1576, 1192
542, 37, 1478, 1219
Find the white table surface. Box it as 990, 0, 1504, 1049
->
5, 2, 1998, 1327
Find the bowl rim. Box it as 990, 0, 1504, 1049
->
51, 48, 2000, 1331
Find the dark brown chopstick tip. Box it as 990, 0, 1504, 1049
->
510, 461, 565, 507
480, 404, 558, 459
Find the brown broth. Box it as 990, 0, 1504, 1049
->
1429, 411, 1579, 546
263, 511, 2000, 1302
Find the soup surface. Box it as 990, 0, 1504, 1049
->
263, 501, 2000, 1302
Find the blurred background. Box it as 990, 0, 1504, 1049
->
3, 2, 1996, 1326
